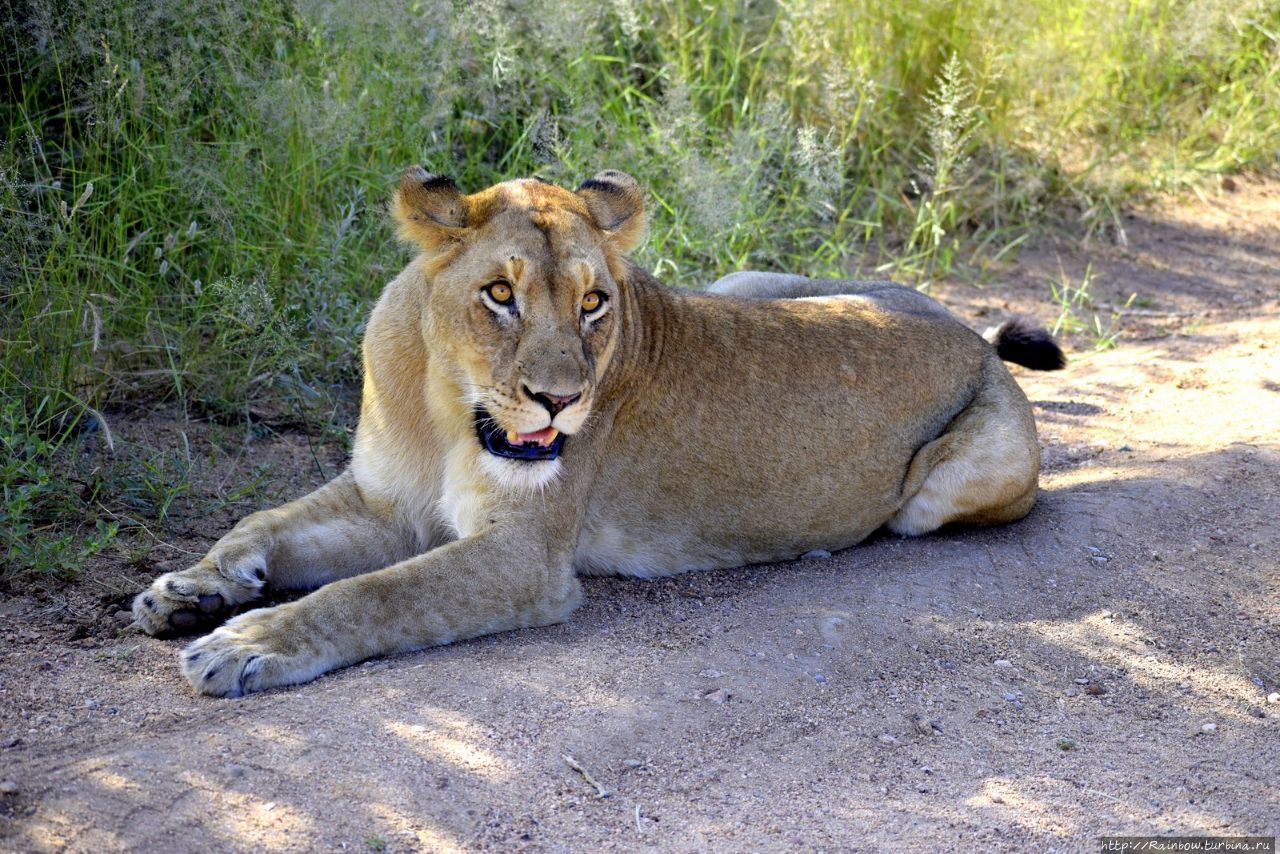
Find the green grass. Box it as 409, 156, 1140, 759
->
1, 0, 1277, 585
1049, 264, 1132, 352
0, 399, 119, 584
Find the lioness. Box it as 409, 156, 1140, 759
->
133, 169, 1064, 697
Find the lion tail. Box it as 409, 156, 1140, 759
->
982, 317, 1067, 371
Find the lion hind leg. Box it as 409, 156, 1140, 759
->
887, 371, 1040, 537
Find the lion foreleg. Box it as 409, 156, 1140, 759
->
177, 527, 583, 696
132, 469, 415, 635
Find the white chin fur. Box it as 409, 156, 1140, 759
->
476, 451, 562, 493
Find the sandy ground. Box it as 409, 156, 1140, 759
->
2, 183, 1278, 852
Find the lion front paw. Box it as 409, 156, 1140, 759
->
179, 606, 326, 698
133, 556, 264, 636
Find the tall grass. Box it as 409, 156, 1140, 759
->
1, 0, 1277, 583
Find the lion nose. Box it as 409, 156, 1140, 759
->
524, 386, 581, 418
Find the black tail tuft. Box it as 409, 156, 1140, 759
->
984, 317, 1067, 370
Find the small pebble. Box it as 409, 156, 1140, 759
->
1248, 708, 1266, 719
1073, 678, 1090, 685
813, 674, 828, 685
990, 793, 1005, 805
877, 734, 899, 746
1200, 723, 1217, 734
699, 669, 723, 679
0, 781, 17, 795
939, 660, 957, 671
802, 549, 832, 559
225, 764, 247, 779
1065, 688, 1079, 697
113, 610, 132, 624
911, 714, 939, 735
1268, 692, 1280, 704
622, 758, 642, 768
1004, 692, 1019, 702
993, 659, 1013, 668
702, 688, 731, 704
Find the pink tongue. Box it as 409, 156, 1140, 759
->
516, 427, 558, 447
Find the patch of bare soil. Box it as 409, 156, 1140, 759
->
2, 183, 1278, 852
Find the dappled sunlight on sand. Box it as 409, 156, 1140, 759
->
962, 776, 1077, 837
962, 776, 1232, 838
84, 768, 136, 793
20, 806, 125, 852
184, 779, 315, 844
364, 800, 467, 854
385, 710, 511, 782
14, 760, 318, 850
1023, 614, 1266, 725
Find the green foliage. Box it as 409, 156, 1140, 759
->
0, 400, 118, 585
0, 0, 1276, 581
4, 0, 1277, 415
1049, 264, 1131, 352
0, 398, 217, 588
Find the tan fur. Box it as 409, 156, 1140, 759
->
132, 172, 1044, 697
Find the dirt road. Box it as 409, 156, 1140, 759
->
2, 184, 1277, 852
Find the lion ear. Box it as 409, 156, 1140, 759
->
576, 170, 645, 254
392, 166, 469, 252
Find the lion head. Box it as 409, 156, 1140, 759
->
392, 167, 645, 472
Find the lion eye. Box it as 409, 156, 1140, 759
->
581, 291, 605, 313
485, 281, 514, 305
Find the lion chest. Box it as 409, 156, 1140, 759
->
438, 447, 497, 539
438, 446, 572, 539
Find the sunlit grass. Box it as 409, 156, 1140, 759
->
1049, 264, 1131, 352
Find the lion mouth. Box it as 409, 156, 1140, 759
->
474, 408, 566, 462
